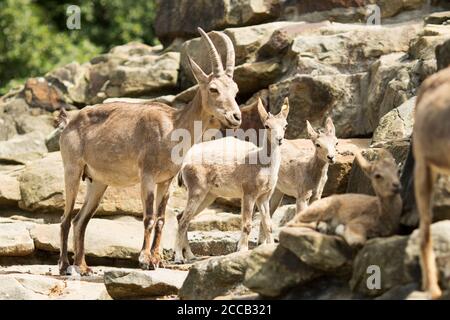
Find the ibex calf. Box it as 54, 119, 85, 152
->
287, 149, 402, 247
413, 65, 450, 299
175, 98, 289, 263
57, 28, 241, 275
269, 118, 338, 223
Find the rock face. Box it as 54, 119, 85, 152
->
372, 97, 416, 144
155, 0, 282, 45
104, 269, 187, 299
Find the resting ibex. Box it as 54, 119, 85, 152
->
175, 98, 289, 263
287, 149, 402, 246
413, 65, 450, 299
57, 28, 241, 275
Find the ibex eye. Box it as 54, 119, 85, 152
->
315, 143, 321, 148
374, 173, 382, 179
209, 87, 219, 93
264, 125, 270, 129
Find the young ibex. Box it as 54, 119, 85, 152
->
287, 149, 402, 246
57, 28, 242, 275
175, 98, 289, 263
413, 66, 450, 299
270, 118, 338, 221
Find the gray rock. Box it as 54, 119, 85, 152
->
104, 269, 187, 299
350, 235, 409, 297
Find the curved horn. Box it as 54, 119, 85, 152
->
212, 31, 235, 78
198, 27, 223, 76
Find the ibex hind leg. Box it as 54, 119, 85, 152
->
415, 160, 442, 299
59, 164, 83, 275
70, 180, 107, 276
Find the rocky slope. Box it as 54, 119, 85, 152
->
1, 0, 450, 299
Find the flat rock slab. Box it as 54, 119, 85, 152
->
30, 218, 143, 260
104, 269, 187, 299
0, 223, 35, 256
0, 273, 110, 300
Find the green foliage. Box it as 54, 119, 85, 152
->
0, 0, 158, 95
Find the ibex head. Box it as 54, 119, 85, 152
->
306, 117, 338, 164
188, 28, 241, 128
356, 149, 402, 198
257, 97, 289, 146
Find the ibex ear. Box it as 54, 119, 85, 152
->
188, 56, 208, 84
306, 120, 318, 140
257, 98, 269, 123
356, 151, 372, 176
277, 97, 290, 119
325, 117, 335, 136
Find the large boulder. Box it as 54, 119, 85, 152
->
18, 152, 143, 215
155, 0, 282, 45
279, 227, 352, 272
179, 22, 295, 90
179, 245, 272, 300
269, 73, 364, 138
104, 269, 187, 299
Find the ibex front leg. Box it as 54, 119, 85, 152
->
148, 180, 171, 269
139, 175, 157, 270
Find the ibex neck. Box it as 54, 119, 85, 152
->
259, 136, 282, 172
174, 90, 212, 145
378, 194, 403, 234
309, 150, 329, 183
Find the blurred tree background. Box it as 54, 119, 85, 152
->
0, 0, 158, 95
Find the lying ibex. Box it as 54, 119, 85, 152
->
175, 98, 289, 263
57, 28, 241, 275
287, 149, 402, 246
413, 65, 450, 299
270, 118, 338, 221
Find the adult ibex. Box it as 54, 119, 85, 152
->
413, 65, 450, 299
57, 28, 241, 275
